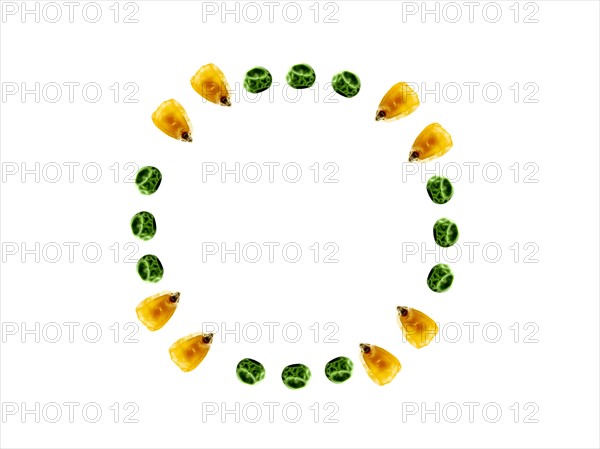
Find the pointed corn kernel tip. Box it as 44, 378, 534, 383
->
397, 306, 409, 316
408, 151, 420, 162
375, 110, 386, 121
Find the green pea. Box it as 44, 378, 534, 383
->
324, 356, 353, 384
427, 263, 454, 293
281, 364, 311, 389
130, 211, 157, 241
135, 166, 162, 195
286, 63, 316, 89
426, 176, 454, 204
243, 67, 272, 94
236, 358, 266, 385
433, 218, 459, 248
331, 71, 361, 98
137, 254, 164, 283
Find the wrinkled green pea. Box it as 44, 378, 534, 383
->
426, 176, 454, 204
433, 218, 459, 248
243, 67, 272, 94
427, 263, 454, 293
331, 71, 361, 98
286, 63, 316, 89
135, 166, 162, 195
137, 254, 164, 283
325, 356, 353, 384
131, 211, 157, 241
236, 358, 266, 385
281, 364, 311, 389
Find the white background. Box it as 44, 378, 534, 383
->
1, 1, 599, 448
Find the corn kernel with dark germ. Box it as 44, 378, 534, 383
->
136, 291, 180, 331
151, 99, 193, 142
190, 63, 232, 106
397, 306, 438, 349
375, 82, 419, 121
409, 123, 453, 162
169, 333, 213, 372
359, 343, 401, 386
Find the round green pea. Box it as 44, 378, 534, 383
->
236, 358, 266, 385
281, 364, 311, 389
130, 211, 156, 241
243, 67, 272, 94
135, 166, 162, 195
433, 218, 459, 248
324, 356, 353, 384
137, 254, 164, 283
331, 71, 361, 98
427, 176, 454, 204
286, 63, 316, 89
427, 263, 454, 293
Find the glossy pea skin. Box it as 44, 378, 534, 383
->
286, 64, 316, 89
131, 211, 157, 241
281, 364, 311, 389
426, 176, 453, 204
433, 218, 459, 248
135, 166, 162, 195
244, 67, 272, 94
137, 254, 164, 283
236, 358, 266, 385
325, 356, 353, 383
427, 263, 454, 293
332, 71, 361, 98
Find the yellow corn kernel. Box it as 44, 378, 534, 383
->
359, 343, 401, 386
409, 123, 453, 162
151, 99, 193, 142
169, 333, 213, 372
135, 291, 180, 331
397, 306, 438, 349
375, 82, 420, 121
190, 63, 231, 107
